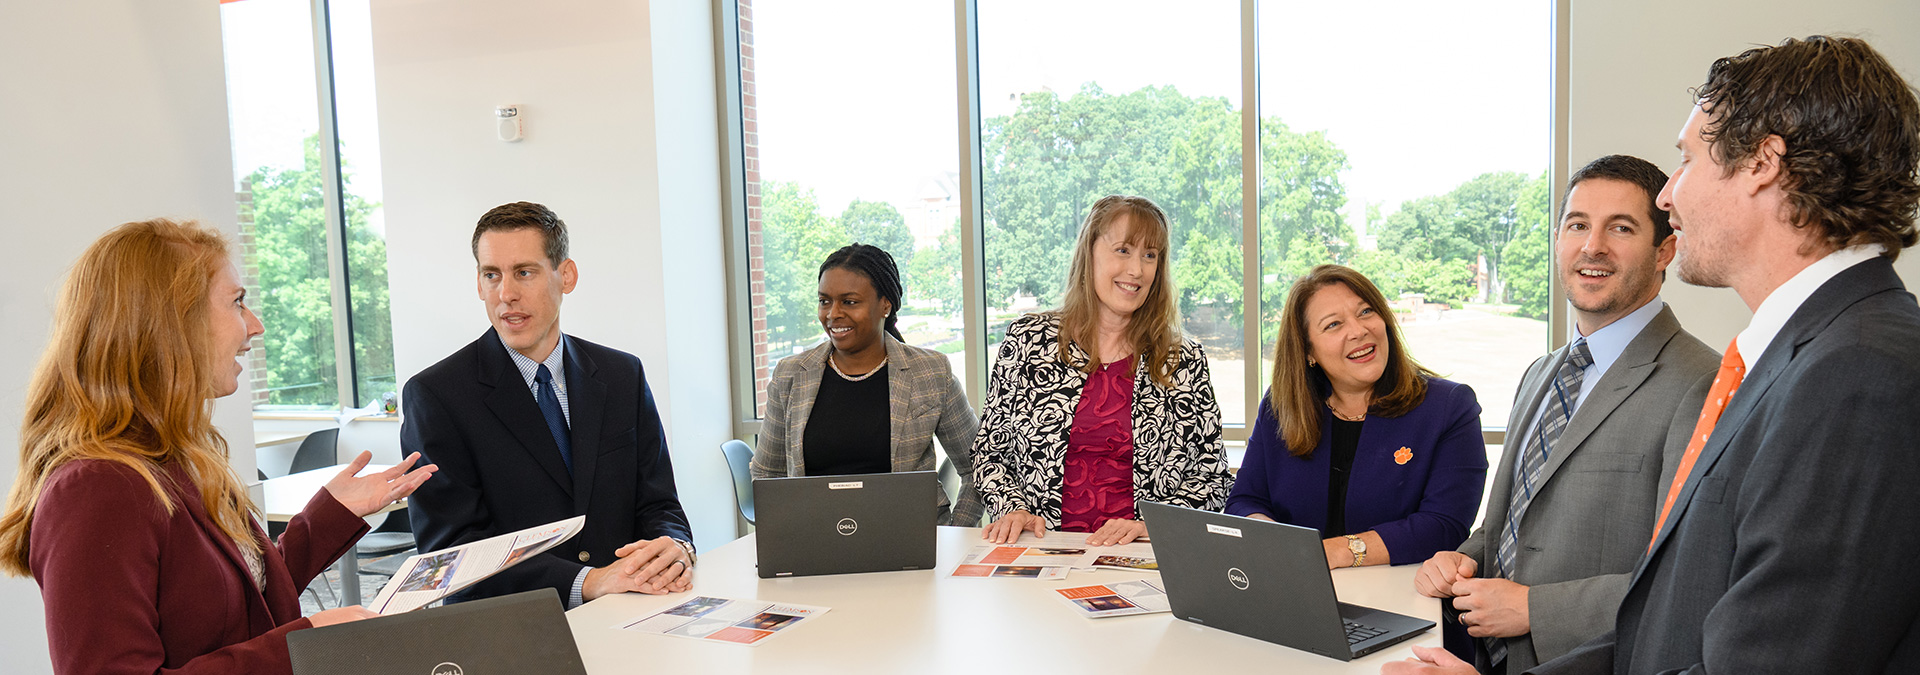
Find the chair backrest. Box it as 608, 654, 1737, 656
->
937, 455, 961, 508
289, 427, 341, 474
719, 439, 756, 525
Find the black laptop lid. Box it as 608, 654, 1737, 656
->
753, 471, 938, 578
288, 589, 585, 675
1140, 501, 1355, 659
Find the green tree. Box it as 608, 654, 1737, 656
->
760, 182, 846, 351
1447, 171, 1530, 302
1502, 170, 1555, 319
839, 199, 915, 264
244, 134, 393, 408
906, 217, 963, 313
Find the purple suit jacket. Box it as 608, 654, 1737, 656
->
29, 459, 368, 674
1226, 378, 1487, 564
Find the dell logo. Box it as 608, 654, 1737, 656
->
1227, 567, 1250, 590
431, 663, 463, 675
836, 518, 858, 536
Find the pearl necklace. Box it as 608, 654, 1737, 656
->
828, 352, 888, 382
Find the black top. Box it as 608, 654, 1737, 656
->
1325, 418, 1364, 538
802, 364, 892, 476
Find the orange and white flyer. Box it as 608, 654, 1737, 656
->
951, 544, 1074, 579
1053, 579, 1170, 618
615, 596, 829, 647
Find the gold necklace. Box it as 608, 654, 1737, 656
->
828, 352, 888, 382
1328, 400, 1368, 422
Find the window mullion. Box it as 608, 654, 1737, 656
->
309, 0, 357, 411
955, 0, 987, 411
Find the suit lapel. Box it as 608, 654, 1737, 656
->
786, 343, 831, 476
479, 331, 574, 495
172, 469, 274, 632
1642, 259, 1903, 562
565, 336, 605, 514
884, 336, 912, 472
1536, 309, 1678, 485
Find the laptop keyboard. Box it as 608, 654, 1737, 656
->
1343, 618, 1388, 644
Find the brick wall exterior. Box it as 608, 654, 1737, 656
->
739, 0, 770, 416
236, 181, 270, 407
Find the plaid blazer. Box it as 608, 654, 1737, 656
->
752, 335, 984, 525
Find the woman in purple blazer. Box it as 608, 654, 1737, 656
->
1227, 265, 1486, 568
0, 219, 435, 674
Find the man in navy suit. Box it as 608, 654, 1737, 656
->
403, 201, 694, 607
1388, 35, 1920, 675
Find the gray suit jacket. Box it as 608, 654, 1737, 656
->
752, 335, 984, 526
1460, 305, 1717, 671
1533, 257, 1920, 674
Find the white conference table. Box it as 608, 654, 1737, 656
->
566, 526, 1440, 674
257, 464, 401, 606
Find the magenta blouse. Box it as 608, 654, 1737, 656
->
1059, 357, 1137, 532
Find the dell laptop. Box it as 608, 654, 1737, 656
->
753, 471, 938, 578
287, 589, 586, 675
1139, 501, 1434, 661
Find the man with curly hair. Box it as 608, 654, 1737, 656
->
1388, 34, 1920, 675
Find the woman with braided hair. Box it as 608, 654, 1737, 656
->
751, 244, 983, 525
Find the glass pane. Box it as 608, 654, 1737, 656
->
978, 0, 1246, 425
739, 0, 965, 417
329, 0, 397, 410
220, 0, 339, 410
1256, 1, 1551, 431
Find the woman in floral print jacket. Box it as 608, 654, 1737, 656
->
970, 195, 1232, 547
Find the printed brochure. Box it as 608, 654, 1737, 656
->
367, 516, 585, 615
1054, 579, 1171, 618
615, 596, 830, 646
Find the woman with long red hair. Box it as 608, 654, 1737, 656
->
0, 218, 435, 674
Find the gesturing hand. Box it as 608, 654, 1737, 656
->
983, 510, 1047, 544
322, 451, 437, 518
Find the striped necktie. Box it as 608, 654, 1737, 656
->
1488, 338, 1590, 665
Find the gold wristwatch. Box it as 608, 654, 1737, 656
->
1345, 535, 1366, 567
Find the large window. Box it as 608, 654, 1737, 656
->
1257, 1, 1552, 428
726, 1, 1556, 439
219, 0, 395, 413
735, 0, 965, 416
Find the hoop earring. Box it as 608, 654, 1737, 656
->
1307, 356, 1318, 367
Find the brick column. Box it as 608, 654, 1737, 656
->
236, 180, 270, 407
739, 0, 770, 416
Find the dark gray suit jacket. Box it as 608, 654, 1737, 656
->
1532, 257, 1920, 674
1462, 305, 1717, 671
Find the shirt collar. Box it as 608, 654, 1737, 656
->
1735, 245, 1883, 374
501, 333, 568, 391
1574, 294, 1666, 378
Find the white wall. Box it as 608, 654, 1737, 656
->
372, 0, 737, 551
0, 2, 251, 673
1568, 0, 1920, 348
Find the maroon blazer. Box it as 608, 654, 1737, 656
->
28, 459, 368, 674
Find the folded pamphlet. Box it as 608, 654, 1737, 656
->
367, 515, 586, 615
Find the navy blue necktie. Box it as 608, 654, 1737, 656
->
534, 364, 573, 474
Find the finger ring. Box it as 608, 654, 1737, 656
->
671, 559, 687, 569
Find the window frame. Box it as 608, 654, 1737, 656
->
224, 0, 381, 417
715, 0, 1575, 446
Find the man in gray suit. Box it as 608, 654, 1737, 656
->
1411, 155, 1718, 673
1389, 35, 1920, 675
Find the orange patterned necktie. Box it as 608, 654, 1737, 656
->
1649, 340, 1744, 552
